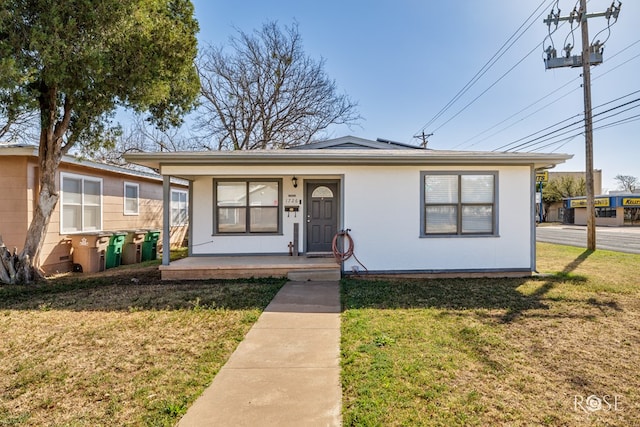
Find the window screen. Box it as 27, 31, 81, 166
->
423, 172, 496, 236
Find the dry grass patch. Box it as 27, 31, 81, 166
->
341, 243, 640, 426
0, 265, 285, 426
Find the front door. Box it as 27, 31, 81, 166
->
306, 182, 339, 253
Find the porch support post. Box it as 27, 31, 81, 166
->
162, 175, 171, 266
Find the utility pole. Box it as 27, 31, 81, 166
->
543, 0, 621, 251
413, 131, 433, 149
580, 0, 596, 251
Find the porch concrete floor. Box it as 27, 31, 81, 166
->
159, 255, 340, 280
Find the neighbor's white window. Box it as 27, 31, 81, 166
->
422, 172, 497, 236
61, 173, 103, 233
171, 189, 188, 226
124, 182, 139, 215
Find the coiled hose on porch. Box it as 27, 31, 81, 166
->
331, 229, 368, 273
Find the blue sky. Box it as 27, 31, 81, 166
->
190, 0, 639, 191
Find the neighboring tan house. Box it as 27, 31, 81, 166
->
0, 144, 188, 274
126, 136, 571, 279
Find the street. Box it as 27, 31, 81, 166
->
536, 225, 640, 254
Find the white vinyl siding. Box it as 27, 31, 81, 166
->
61, 173, 103, 233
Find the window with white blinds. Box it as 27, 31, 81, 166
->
422, 172, 497, 236
61, 173, 103, 233
171, 190, 188, 226
124, 182, 139, 215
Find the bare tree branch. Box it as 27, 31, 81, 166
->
614, 175, 638, 193
196, 21, 361, 150
80, 114, 200, 168
0, 109, 39, 144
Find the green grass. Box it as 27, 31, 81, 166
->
341, 243, 640, 426
0, 261, 285, 426
2, 243, 638, 426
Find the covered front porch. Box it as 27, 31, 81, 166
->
160, 255, 341, 281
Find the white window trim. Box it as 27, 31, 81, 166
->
123, 182, 140, 216
171, 189, 189, 226
60, 172, 104, 234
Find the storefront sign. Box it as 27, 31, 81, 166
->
622, 198, 640, 206
570, 198, 610, 208
535, 171, 548, 183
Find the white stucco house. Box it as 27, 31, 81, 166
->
125, 136, 571, 280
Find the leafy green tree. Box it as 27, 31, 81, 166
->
541, 175, 586, 221
0, 0, 200, 283
543, 176, 586, 204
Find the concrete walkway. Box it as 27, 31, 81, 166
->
177, 281, 342, 427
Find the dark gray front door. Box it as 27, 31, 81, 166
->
306, 182, 338, 253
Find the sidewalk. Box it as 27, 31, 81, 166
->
177, 281, 342, 427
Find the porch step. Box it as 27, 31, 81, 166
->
160, 256, 340, 281
287, 268, 341, 282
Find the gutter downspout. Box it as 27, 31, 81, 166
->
162, 175, 171, 266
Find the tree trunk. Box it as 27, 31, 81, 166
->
2, 84, 70, 284
21, 157, 60, 273
0, 236, 30, 284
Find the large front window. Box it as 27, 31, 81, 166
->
422, 172, 497, 236
215, 180, 281, 234
61, 173, 102, 233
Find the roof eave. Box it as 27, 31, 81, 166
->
125, 151, 573, 171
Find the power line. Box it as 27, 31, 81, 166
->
430, 43, 541, 135
532, 133, 581, 153
529, 112, 640, 152
507, 95, 640, 152
492, 90, 640, 152
458, 38, 640, 150
593, 49, 640, 82
451, 76, 580, 149
594, 113, 640, 131
414, 0, 555, 138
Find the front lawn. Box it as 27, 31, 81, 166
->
0, 265, 285, 426
341, 243, 639, 426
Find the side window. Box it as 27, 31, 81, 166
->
422, 172, 497, 236
171, 190, 188, 226
61, 173, 103, 233
124, 182, 139, 215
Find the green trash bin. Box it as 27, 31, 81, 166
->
105, 232, 127, 269
141, 230, 161, 261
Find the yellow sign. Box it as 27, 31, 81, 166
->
569, 198, 610, 208
623, 198, 640, 206
535, 171, 549, 183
